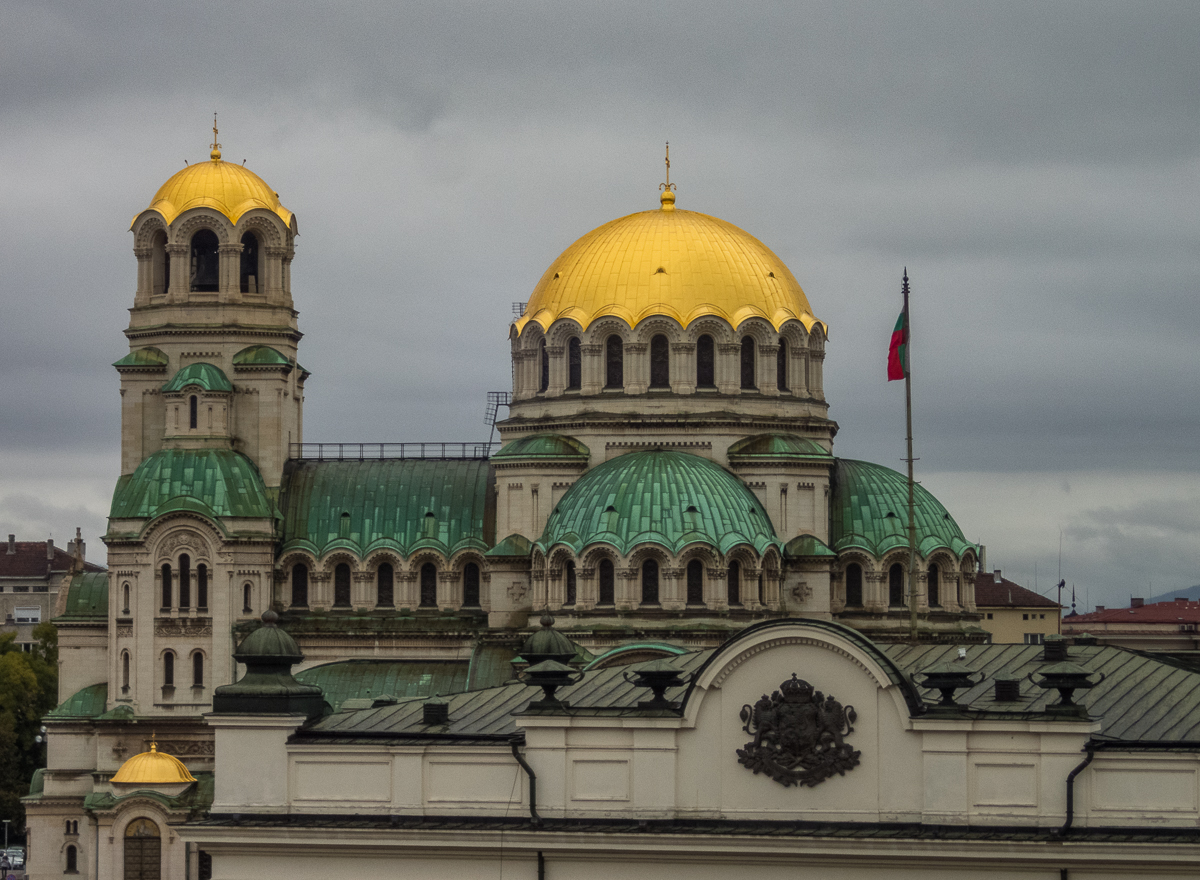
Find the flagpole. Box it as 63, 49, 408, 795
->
903, 270, 918, 642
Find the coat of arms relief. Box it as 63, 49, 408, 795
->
736, 674, 861, 787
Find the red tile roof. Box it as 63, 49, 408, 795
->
1066, 598, 1200, 624
974, 572, 1061, 609
0, 542, 103, 578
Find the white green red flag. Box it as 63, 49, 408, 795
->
887, 308, 908, 381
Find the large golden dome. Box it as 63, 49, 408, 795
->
110, 740, 196, 785
514, 191, 824, 335
139, 152, 293, 228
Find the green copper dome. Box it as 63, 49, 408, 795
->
109, 448, 275, 523
537, 449, 780, 556
830, 459, 975, 559
162, 362, 233, 393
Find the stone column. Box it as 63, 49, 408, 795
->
717, 343, 741, 394
810, 349, 826, 400
133, 247, 152, 305
624, 343, 648, 394
265, 246, 287, 299
580, 343, 603, 395
792, 347, 809, 396
546, 346, 566, 395
438, 570, 461, 611
758, 345, 780, 396
219, 243, 243, 299
166, 243, 188, 302
672, 343, 696, 394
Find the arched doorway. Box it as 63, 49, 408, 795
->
124, 818, 161, 880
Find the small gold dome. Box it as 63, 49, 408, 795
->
514, 194, 824, 336
110, 740, 196, 785
140, 157, 293, 227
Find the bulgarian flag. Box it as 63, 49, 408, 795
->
887, 308, 908, 381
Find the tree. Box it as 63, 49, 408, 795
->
0, 622, 58, 836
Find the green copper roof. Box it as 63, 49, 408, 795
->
233, 345, 290, 366
538, 449, 780, 556
56, 571, 109, 622
295, 660, 473, 712
830, 459, 974, 559
485, 533, 532, 557
110, 449, 275, 522
83, 773, 213, 815
279, 459, 494, 558
728, 433, 831, 459
162, 362, 233, 393
113, 347, 168, 368
492, 433, 589, 462
47, 682, 108, 719
784, 534, 837, 558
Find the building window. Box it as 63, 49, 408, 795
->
291, 563, 308, 608
649, 335, 670, 388
1023, 613, 1029, 620
777, 338, 789, 391
564, 561, 576, 606
333, 563, 352, 607
728, 560, 741, 606
377, 563, 394, 607
178, 554, 190, 609
189, 395, 198, 430
197, 564, 208, 610
161, 564, 172, 610
463, 562, 481, 607
539, 339, 549, 393
420, 563, 438, 607
151, 229, 169, 295
242, 583, 252, 614
696, 334, 715, 388
163, 651, 175, 688
641, 559, 660, 605
239, 231, 260, 293
1024, 633, 1045, 645
740, 336, 756, 389
121, 651, 130, 693
122, 582, 130, 614
605, 335, 624, 389
888, 563, 904, 607
15, 607, 41, 624
598, 559, 615, 605
986, 612, 993, 620
927, 563, 940, 607
192, 651, 203, 687
845, 563, 863, 607
66, 844, 77, 873
124, 818, 161, 880
686, 559, 704, 606
567, 337, 581, 390
190, 229, 220, 291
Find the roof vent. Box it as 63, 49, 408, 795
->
1131, 597, 1144, 608
1072, 632, 1098, 646
371, 694, 399, 708
1042, 634, 1068, 662
422, 696, 449, 725
1095, 605, 1105, 612
6, 535, 13, 555
993, 569, 1002, 584
993, 678, 1021, 702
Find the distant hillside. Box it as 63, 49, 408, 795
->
1150, 585, 1200, 603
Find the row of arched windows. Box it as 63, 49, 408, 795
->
559, 558, 756, 608
290, 561, 482, 610
843, 562, 948, 608
148, 229, 264, 295
160, 555, 208, 611
121, 649, 205, 692
538, 333, 793, 393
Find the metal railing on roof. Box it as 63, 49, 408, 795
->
289, 442, 498, 461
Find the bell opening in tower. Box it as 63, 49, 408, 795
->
189, 230, 220, 292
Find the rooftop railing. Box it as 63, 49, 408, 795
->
289, 442, 498, 461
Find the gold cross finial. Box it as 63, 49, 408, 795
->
210, 113, 222, 161
665, 141, 670, 187
659, 142, 676, 210
150, 731, 158, 753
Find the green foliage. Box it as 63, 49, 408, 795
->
0, 623, 58, 836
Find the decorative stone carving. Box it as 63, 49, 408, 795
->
154, 618, 213, 637
161, 531, 203, 556
116, 625, 133, 638
150, 740, 214, 757
508, 582, 528, 601
737, 674, 860, 787
790, 582, 812, 602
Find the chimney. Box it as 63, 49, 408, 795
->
6, 535, 13, 555
1131, 597, 1144, 608
74, 527, 85, 564
1095, 605, 1105, 612
993, 569, 1002, 584
979, 545, 987, 572
47, 538, 54, 560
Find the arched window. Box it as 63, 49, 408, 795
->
121, 651, 130, 692
728, 560, 741, 606
189, 229, 220, 292
696, 334, 715, 388
291, 563, 309, 608
740, 336, 756, 389
420, 562, 438, 607
160, 564, 172, 610
178, 554, 190, 609
538, 339, 549, 393
567, 337, 581, 390
333, 563, 352, 607
377, 563, 394, 607
889, 563, 905, 607
189, 395, 198, 429
928, 563, 941, 607
686, 559, 704, 605
463, 562, 481, 607
777, 338, 789, 391
605, 335, 624, 389
197, 564, 208, 610
124, 818, 161, 880
598, 559, 615, 605
649, 335, 670, 388
564, 561, 576, 606
151, 229, 169, 295
243, 583, 252, 613
122, 582, 130, 614
845, 563, 863, 607
641, 559, 660, 605
66, 844, 77, 873
239, 231, 260, 293
192, 651, 203, 687
163, 651, 175, 688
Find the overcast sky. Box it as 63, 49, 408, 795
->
2, 1, 1197, 610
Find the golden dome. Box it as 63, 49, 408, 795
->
514, 190, 825, 335
139, 156, 293, 228
110, 740, 196, 785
